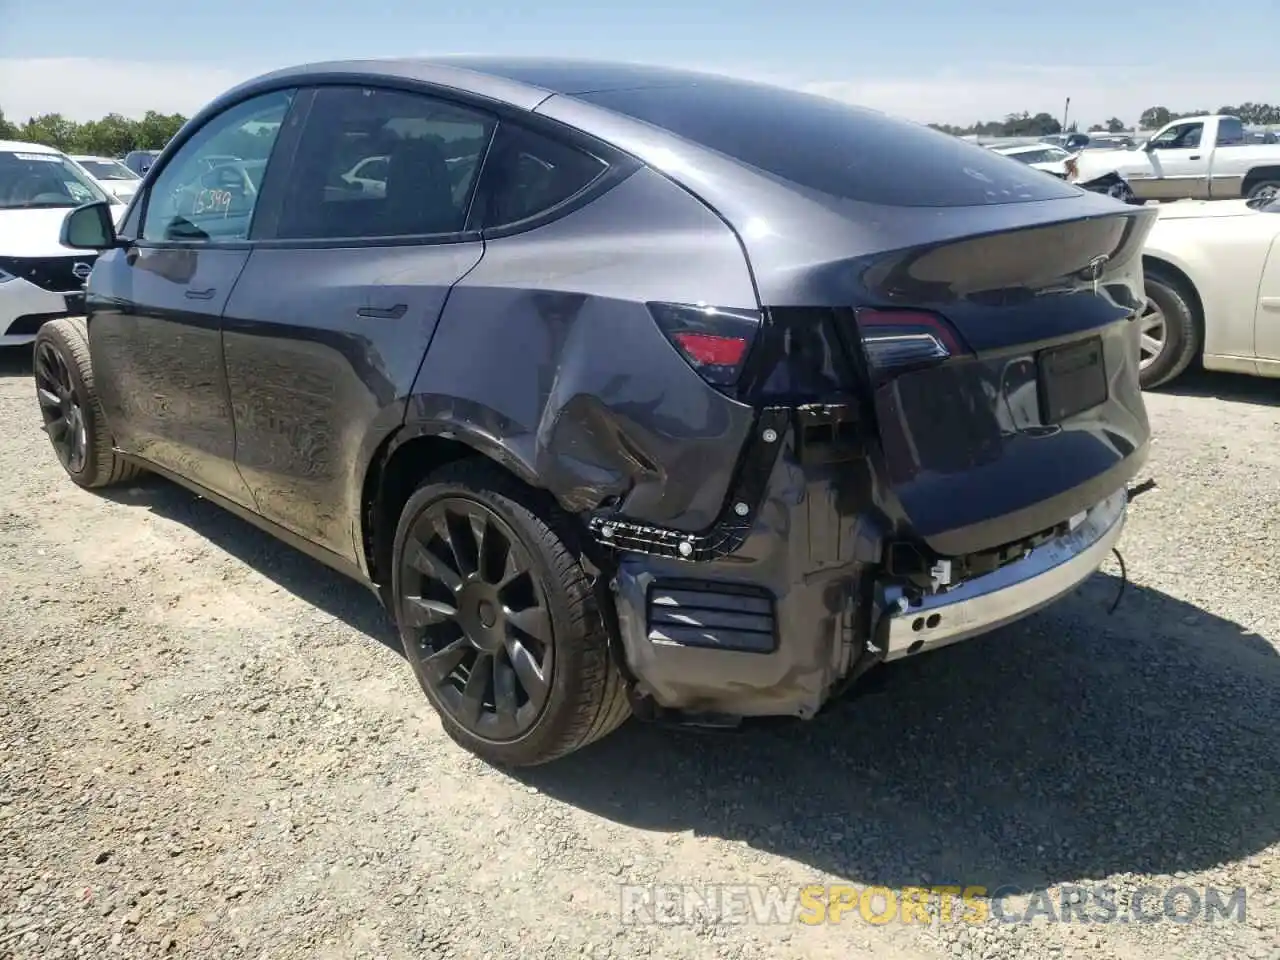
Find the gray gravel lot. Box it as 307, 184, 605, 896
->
0, 346, 1277, 960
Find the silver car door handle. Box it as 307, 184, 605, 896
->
357, 304, 407, 320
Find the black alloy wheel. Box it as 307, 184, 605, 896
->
35, 340, 88, 474
398, 496, 554, 742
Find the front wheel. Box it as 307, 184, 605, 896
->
391, 460, 631, 766
1139, 273, 1201, 389
1107, 179, 1137, 204
33, 318, 142, 489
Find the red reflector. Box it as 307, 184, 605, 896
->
672, 332, 748, 368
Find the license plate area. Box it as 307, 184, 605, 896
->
1037, 336, 1107, 424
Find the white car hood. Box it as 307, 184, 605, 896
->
0, 205, 123, 257
1030, 160, 1070, 177
105, 180, 140, 200
1155, 198, 1256, 220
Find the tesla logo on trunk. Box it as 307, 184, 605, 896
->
71, 262, 92, 280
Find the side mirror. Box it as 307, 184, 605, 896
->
1140, 140, 1155, 152
61, 201, 121, 251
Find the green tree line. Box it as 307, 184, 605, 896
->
0, 107, 188, 156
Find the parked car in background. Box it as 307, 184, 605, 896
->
41, 57, 1153, 766
70, 155, 142, 203
1041, 132, 1091, 152
1072, 115, 1280, 202
1138, 193, 1280, 387
1083, 134, 1134, 151
992, 142, 1077, 178
0, 141, 122, 346
122, 150, 161, 176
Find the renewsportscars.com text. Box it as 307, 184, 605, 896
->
619, 883, 1248, 926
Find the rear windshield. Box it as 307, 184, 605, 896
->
578, 81, 1081, 207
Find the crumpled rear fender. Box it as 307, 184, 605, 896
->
406, 164, 762, 532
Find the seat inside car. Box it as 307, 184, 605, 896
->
279, 130, 459, 239
376, 135, 459, 236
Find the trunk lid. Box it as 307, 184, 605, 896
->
749, 204, 1155, 561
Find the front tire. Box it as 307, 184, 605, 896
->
33, 318, 142, 489
391, 460, 631, 766
1139, 272, 1200, 389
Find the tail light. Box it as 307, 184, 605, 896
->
648, 302, 760, 389
855, 308, 968, 382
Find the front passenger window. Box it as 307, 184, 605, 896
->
1151, 123, 1203, 150
273, 86, 495, 240
141, 90, 294, 243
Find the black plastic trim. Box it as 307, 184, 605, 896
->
587, 406, 789, 562
645, 578, 778, 654
7, 312, 77, 336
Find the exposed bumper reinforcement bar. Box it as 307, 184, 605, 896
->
881, 487, 1127, 661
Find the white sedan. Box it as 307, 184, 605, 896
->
69, 155, 142, 203
0, 140, 124, 346
991, 143, 1077, 179
1139, 194, 1280, 387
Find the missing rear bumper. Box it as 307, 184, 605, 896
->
879, 487, 1127, 660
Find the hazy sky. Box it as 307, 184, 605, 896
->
0, 0, 1271, 127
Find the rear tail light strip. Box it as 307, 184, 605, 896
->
855, 308, 970, 383
648, 302, 760, 391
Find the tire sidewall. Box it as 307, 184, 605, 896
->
390, 473, 591, 763
1247, 180, 1280, 202
35, 324, 104, 488
1140, 275, 1197, 389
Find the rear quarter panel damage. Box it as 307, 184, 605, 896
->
407, 165, 761, 531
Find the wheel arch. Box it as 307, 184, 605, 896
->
1142, 252, 1205, 344
358, 418, 547, 597
1242, 166, 1280, 196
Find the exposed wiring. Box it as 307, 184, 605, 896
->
1127, 478, 1157, 501
1108, 478, 1154, 614
1108, 547, 1127, 614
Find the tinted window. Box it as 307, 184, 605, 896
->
1150, 123, 1203, 150
578, 81, 1079, 207
141, 90, 293, 242
274, 86, 495, 240
0, 150, 109, 210
475, 123, 607, 230
1217, 118, 1246, 146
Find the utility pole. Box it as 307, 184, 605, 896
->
1063, 97, 1071, 132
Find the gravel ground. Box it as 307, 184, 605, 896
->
0, 345, 1277, 960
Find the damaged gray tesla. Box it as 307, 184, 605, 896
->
42, 57, 1154, 766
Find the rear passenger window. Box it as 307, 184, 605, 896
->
475, 124, 607, 230
275, 86, 495, 240
1217, 118, 1246, 146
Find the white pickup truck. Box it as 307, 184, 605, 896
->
1070, 114, 1280, 203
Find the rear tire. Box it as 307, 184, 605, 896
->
1139, 272, 1200, 389
1246, 179, 1280, 203
391, 459, 631, 766
33, 318, 143, 489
